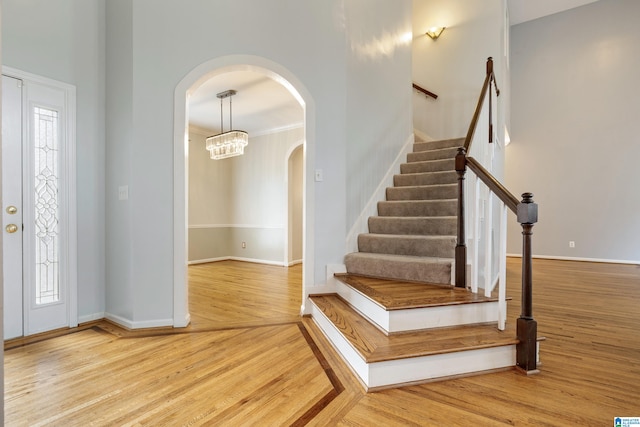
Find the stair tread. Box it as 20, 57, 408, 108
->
334, 273, 498, 310
310, 294, 517, 363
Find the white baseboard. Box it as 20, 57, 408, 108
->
188, 256, 229, 265
78, 312, 105, 324
507, 253, 640, 265
288, 259, 303, 266
174, 312, 191, 328
188, 256, 288, 267
104, 312, 173, 330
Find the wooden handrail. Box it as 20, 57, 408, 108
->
466, 156, 519, 213
412, 83, 438, 100
455, 58, 539, 375
464, 57, 499, 152
463, 73, 492, 152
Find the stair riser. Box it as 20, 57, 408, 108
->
336, 281, 500, 334
367, 345, 516, 390
367, 217, 456, 235
413, 138, 464, 152
358, 235, 455, 258
401, 160, 454, 174
344, 253, 452, 284
377, 201, 457, 217
393, 171, 457, 187
407, 147, 458, 162
386, 185, 457, 201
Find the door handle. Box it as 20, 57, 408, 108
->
5, 224, 18, 233
6, 205, 17, 215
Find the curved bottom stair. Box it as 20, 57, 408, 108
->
309, 274, 520, 391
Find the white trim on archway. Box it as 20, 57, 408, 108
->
172, 55, 315, 327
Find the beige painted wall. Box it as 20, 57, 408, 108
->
288, 145, 303, 263
188, 126, 303, 264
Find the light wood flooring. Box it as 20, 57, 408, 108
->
5, 258, 640, 425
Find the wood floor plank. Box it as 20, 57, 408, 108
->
4, 258, 640, 425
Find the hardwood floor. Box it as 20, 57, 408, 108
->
5, 258, 640, 425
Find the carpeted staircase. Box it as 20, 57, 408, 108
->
308, 135, 532, 390
344, 136, 464, 285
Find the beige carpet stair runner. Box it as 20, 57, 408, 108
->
344, 137, 463, 284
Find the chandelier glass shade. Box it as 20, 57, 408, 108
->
205, 89, 248, 160
206, 130, 249, 159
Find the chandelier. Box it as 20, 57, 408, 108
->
206, 89, 249, 160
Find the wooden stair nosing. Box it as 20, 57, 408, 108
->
309, 294, 518, 364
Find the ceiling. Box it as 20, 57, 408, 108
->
507, 0, 599, 25
188, 70, 303, 136
188, 1, 600, 135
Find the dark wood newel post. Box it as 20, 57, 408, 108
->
454, 148, 467, 288
516, 192, 539, 373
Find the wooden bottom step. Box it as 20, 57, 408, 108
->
310, 294, 516, 362
334, 274, 502, 333
335, 273, 498, 310
309, 294, 518, 390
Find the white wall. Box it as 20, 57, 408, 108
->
344, 0, 414, 229
412, 0, 507, 143
3, 0, 106, 322
507, 0, 640, 263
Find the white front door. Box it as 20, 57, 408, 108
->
2, 71, 77, 339
3, 75, 24, 339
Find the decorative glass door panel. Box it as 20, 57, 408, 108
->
33, 106, 60, 305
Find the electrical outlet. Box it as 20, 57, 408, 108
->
569, 241, 575, 248
314, 169, 323, 182
242, 242, 246, 249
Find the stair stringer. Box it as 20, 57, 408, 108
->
346, 133, 416, 254
336, 280, 499, 334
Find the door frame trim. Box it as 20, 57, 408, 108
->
2, 66, 78, 332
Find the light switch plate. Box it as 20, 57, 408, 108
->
118, 185, 129, 201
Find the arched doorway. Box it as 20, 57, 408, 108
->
172, 55, 314, 327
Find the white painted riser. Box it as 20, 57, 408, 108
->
336, 281, 499, 334
310, 299, 516, 390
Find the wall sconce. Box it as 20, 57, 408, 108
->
426, 27, 445, 40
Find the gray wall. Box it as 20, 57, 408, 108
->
507, 0, 640, 262
3, 0, 106, 321
4, 0, 413, 327
103, 0, 413, 325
